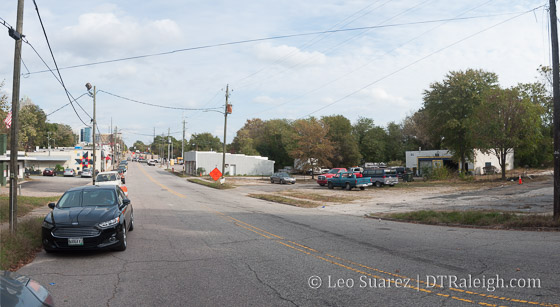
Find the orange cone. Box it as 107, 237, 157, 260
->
518, 175, 522, 185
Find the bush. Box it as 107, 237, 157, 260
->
196, 167, 206, 176
422, 166, 452, 181
54, 164, 64, 172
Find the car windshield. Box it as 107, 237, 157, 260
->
328, 169, 339, 174
97, 174, 117, 182
57, 190, 116, 208
278, 173, 289, 177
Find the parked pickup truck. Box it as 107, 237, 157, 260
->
317, 168, 347, 186
327, 172, 372, 190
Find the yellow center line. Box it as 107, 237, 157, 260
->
148, 169, 558, 307
137, 164, 186, 198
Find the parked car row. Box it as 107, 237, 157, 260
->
315, 166, 405, 190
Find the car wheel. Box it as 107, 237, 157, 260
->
271, 179, 274, 184
281, 179, 285, 184
114, 224, 127, 251
375, 181, 382, 188
129, 211, 134, 232
345, 183, 351, 191
360, 187, 365, 190
291, 182, 295, 184
319, 184, 325, 186
328, 182, 334, 189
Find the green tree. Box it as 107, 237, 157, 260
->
187, 133, 223, 152
290, 118, 334, 179
19, 99, 47, 152
230, 119, 263, 156
132, 140, 148, 152
322, 115, 361, 167
46, 123, 75, 147
352, 117, 387, 163
423, 69, 499, 171
472, 86, 542, 180
255, 119, 295, 170
384, 122, 405, 162
401, 110, 441, 150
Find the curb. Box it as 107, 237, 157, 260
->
365, 215, 560, 232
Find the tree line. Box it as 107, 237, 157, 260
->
131, 67, 551, 179
0, 81, 78, 151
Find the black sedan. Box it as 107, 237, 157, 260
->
42, 185, 134, 252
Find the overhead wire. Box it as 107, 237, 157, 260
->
21, 12, 532, 76
248, 0, 495, 117
97, 89, 223, 111
301, 5, 545, 118
31, 0, 90, 126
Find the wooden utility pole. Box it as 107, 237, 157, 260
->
9, 0, 25, 233
221, 85, 230, 180
551, 0, 560, 221
182, 119, 186, 175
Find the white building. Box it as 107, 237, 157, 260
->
405, 149, 514, 175
184, 151, 274, 176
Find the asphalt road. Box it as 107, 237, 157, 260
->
19, 163, 560, 306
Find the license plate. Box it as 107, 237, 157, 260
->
68, 238, 83, 246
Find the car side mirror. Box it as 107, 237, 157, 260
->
48, 202, 56, 209
123, 199, 130, 206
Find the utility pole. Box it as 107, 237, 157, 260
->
182, 119, 186, 175
221, 84, 231, 181
551, 0, 560, 221
167, 128, 170, 169
153, 127, 155, 154
8, 0, 25, 233
47, 131, 51, 156
92, 86, 97, 185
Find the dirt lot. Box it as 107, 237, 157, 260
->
229, 171, 554, 216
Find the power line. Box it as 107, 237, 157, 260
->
302, 5, 544, 118
248, 0, 496, 117
97, 89, 223, 111
46, 92, 88, 116
22, 12, 529, 76
31, 0, 90, 126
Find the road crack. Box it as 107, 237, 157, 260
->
245, 263, 298, 306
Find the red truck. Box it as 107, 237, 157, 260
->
317, 168, 347, 186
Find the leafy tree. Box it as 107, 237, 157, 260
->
321, 115, 361, 167
187, 133, 223, 152
384, 122, 405, 162
132, 140, 148, 152
472, 86, 542, 180
423, 69, 499, 171
352, 117, 386, 163
46, 123, 75, 147
289, 117, 334, 179
19, 99, 47, 152
401, 110, 441, 150
255, 119, 295, 170
230, 119, 263, 155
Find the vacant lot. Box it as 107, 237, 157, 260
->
232, 173, 554, 216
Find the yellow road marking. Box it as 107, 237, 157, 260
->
151, 171, 559, 307
138, 164, 186, 198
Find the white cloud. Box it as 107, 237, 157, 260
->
253, 95, 285, 105
255, 43, 327, 67
59, 13, 182, 57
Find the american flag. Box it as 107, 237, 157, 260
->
4, 111, 12, 129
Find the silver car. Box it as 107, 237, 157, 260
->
63, 168, 75, 177
270, 172, 296, 184
81, 168, 93, 178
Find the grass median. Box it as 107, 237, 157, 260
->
0, 217, 44, 271
249, 194, 321, 208
0, 195, 60, 223
187, 178, 235, 189
375, 210, 560, 229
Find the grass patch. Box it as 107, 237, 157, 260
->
280, 191, 359, 203
377, 210, 560, 229
0, 217, 44, 271
249, 194, 320, 208
0, 195, 61, 223
187, 178, 235, 189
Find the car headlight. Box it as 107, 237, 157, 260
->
98, 216, 120, 228
42, 220, 54, 229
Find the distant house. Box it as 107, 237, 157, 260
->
184, 151, 274, 176
405, 149, 514, 176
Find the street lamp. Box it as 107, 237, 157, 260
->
86, 82, 97, 185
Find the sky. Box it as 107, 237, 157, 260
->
0, 0, 553, 148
